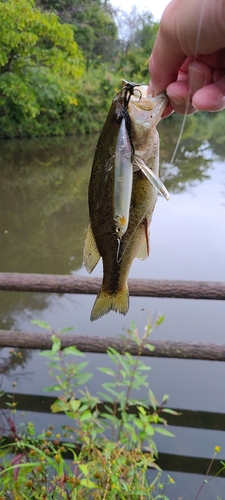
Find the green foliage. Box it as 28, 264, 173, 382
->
0, 319, 177, 499
75, 67, 120, 134
37, 0, 118, 65
0, 0, 159, 137
0, 0, 84, 137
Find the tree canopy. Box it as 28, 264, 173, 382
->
37, 0, 118, 64
0, 0, 84, 136
0, 0, 159, 137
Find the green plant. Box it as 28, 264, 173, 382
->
0, 319, 177, 498
194, 445, 225, 500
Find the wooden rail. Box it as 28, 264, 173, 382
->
1, 331, 225, 360
1, 272, 225, 360
1, 392, 225, 430
0, 272, 225, 300
1, 393, 225, 476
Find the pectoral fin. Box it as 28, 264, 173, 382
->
136, 219, 150, 260
136, 239, 149, 260
134, 156, 169, 200
83, 223, 101, 273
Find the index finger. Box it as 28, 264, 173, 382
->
148, 46, 186, 95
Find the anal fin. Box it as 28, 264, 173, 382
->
136, 219, 150, 260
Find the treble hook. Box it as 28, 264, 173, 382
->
122, 81, 142, 108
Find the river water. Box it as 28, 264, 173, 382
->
1, 112, 225, 498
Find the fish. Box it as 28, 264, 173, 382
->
83, 81, 168, 321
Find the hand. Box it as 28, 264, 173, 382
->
148, 0, 225, 116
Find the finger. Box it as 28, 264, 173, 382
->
188, 60, 214, 97
161, 103, 174, 119
148, 3, 187, 95
192, 75, 225, 111
148, 36, 186, 96
166, 60, 214, 115
166, 81, 196, 114
148, 0, 225, 96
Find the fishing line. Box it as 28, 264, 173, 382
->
119, 0, 208, 264
169, 0, 207, 167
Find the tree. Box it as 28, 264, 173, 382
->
115, 7, 159, 81
0, 0, 84, 137
37, 0, 118, 65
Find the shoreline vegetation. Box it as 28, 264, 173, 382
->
0, 0, 159, 138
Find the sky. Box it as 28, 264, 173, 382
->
110, 0, 171, 21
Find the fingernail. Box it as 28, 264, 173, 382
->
170, 96, 185, 107
188, 66, 205, 92
148, 82, 156, 96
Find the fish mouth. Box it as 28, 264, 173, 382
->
128, 88, 168, 130
131, 86, 168, 110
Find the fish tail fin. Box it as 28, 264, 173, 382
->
90, 286, 129, 321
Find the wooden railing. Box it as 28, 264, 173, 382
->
1, 272, 225, 359
1, 272, 225, 481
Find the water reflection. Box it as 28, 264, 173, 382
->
1, 113, 225, 497
159, 113, 217, 193
0, 135, 97, 275
0, 347, 32, 388
0, 112, 225, 329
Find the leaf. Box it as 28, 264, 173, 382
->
106, 347, 119, 364
145, 343, 155, 352
155, 315, 165, 327
80, 478, 97, 488
101, 384, 121, 398
75, 372, 92, 385
63, 346, 85, 356
0, 462, 40, 476
51, 399, 68, 413
101, 413, 119, 424
102, 404, 113, 414
97, 392, 113, 403
79, 463, 88, 476
137, 406, 146, 416
51, 335, 61, 353
80, 410, 92, 422
59, 327, 74, 333
70, 399, 81, 412
145, 424, 155, 436
162, 394, 169, 404
162, 408, 182, 416
149, 389, 158, 411
97, 367, 116, 377
43, 384, 61, 392
39, 351, 60, 360
31, 319, 51, 330
76, 362, 89, 371
154, 427, 175, 437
